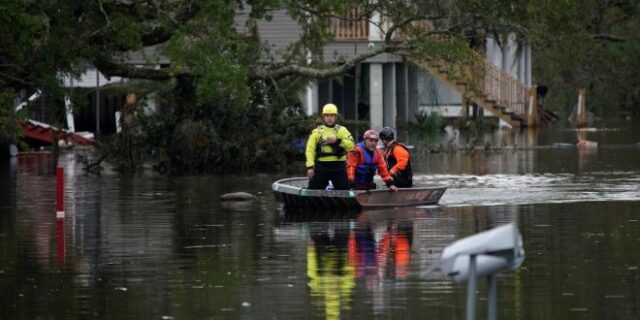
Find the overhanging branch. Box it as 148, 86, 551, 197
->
86, 2, 201, 49
593, 33, 635, 43
140, 3, 201, 46
253, 43, 410, 80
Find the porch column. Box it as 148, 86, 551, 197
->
64, 96, 75, 133
525, 44, 532, 86
65, 76, 76, 132
383, 63, 396, 128
304, 81, 318, 116
504, 33, 518, 77
369, 10, 382, 41
369, 63, 384, 129
576, 88, 588, 127
527, 85, 539, 127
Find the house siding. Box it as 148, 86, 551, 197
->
236, 8, 302, 60
237, 7, 402, 63
324, 42, 403, 64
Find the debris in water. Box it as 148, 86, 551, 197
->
220, 192, 256, 202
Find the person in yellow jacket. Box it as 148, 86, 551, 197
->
305, 103, 355, 190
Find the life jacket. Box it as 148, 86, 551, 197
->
384, 142, 413, 181
315, 124, 345, 158
355, 142, 377, 186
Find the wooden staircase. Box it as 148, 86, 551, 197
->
408, 52, 530, 128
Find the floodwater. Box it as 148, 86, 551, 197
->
1, 119, 640, 319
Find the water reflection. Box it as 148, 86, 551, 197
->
305, 214, 417, 319
306, 224, 355, 320
276, 207, 455, 319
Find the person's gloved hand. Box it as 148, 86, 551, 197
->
322, 132, 337, 144
385, 180, 398, 192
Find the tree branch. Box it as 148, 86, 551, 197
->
253, 43, 408, 80
0, 70, 31, 86
85, 1, 201, 49
97, 0, 112, 27
593, 33, 634, 43
140, 2, 201, 46
383, 15, 443, 43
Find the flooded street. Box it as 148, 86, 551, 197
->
1, 121, 640, 319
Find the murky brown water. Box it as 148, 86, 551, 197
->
1, 120, 640, 319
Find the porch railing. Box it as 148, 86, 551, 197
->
425, 36, 528, 119
474, 57, 528, 118
472, 56, 527, 117
329, 7, 369, 40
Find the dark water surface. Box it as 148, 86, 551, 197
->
1, 121, 640, 319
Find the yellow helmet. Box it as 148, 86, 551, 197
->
322, 103, 338, 115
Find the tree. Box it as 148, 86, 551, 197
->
531, 0, 640, 115
0, 0, 547, 98
2, 0, 638, 169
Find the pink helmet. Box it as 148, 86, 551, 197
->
363, 129, 379, 140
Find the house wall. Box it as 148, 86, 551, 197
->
237, 7, 402, 63
241, 7, 534, 128
236, 8, 303, 60
486, 34, 531, 85
63, 69, 125, 88
415, 71, 463, 117
62, 69, 158, 136
62, 7, 534, 139
407, 66, 420, 124
396, 63, 409, 126
416, 35, 532, 121
72, 89, 123, 136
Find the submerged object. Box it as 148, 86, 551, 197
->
272, 177, 446, 209
220, 192, 257, 211
577, 138, 598, 149
552, 143, 575, 148
220, 192, 257, 202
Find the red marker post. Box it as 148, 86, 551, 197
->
56, 167, 65, 269
56, 167, 64, 218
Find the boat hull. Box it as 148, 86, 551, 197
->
272, 177, 446, 209
356, 187, 446, 208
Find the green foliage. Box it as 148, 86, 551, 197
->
532, 0, 640, 116
409, 111, 445, 136
105, 77, 315, 173
2, 0, 640, 170
0, 90, 21, 144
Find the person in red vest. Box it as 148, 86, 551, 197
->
379, 127, 413, 188
346, 129, 398, 191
